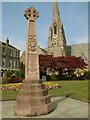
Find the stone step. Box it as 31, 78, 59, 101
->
15, 101, 54, 116
16, 95, 51, 106
19, 89, 48, 97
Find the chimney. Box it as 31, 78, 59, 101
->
6, 37, 9, 46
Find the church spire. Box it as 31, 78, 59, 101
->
53, 0, 60, 16
52, 0, 61, 23
48, 1, 67, 57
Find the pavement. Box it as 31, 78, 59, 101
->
0, 96, 89, 118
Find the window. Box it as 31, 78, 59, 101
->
3, 48, 5, 54
28, 14, 31, 17
16, 61, 18, 67
10, 60, 13, 68
29, 10, 31, 12
16, 51, 18, 57
2, 59, 5, 67
54, 25, 57, 34
33, 15, 36, 17
10, 50, 13, 56
14, 61, 16, 67
33, 10, 35, 13
14, 51, 16, 57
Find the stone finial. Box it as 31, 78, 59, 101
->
24, 7, 39, 21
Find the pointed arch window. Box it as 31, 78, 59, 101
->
54, 23, 57, 34
54, 25, 57, 34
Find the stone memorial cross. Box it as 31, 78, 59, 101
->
14, 7, 54, 117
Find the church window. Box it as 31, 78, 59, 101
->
28, 14, 31, 17
29, 10, 31, 12
33, 10, 35, 13
33, 15, 36, 17
54, 25, 57, 34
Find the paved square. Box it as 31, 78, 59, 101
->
1, 97, 88, 118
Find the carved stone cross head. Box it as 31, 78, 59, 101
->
24, 7, 39, 22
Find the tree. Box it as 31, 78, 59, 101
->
39, 54, 53, 78
39, 55, 87, 80
54, 56, 87, 79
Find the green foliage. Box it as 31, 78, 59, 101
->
84, 71, 90, 80
51, 75, 58, 81
5, 71, 14, 78
2, 70, 25, 84
46, 75, 51, 81
39, 55, 87, 80
15, 71, 25, 78
2, 77, 10, 84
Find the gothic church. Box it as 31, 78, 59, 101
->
20, 1, 89, 68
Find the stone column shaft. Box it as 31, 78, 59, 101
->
25, 20, 40, 80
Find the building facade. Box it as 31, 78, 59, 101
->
0, 37, 20, 76
67, 43, 89, 64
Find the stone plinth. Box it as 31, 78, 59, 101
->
14, 7, 54, 117
14, 80, 54, 116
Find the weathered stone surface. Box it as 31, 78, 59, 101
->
14, 7, 54, 117
14, 80, 54, 116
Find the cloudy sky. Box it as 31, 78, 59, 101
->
2, 2, 88, 54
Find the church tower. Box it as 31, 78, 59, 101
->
48, 1, 67, 57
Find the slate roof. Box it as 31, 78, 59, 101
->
2, 42, 20, 50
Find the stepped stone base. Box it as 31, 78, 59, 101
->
14, 80, 54, 117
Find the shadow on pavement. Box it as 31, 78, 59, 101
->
52, 93, 74, 111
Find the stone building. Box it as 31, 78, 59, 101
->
0, 37, 20, 76
48, 1, 67, 57
67, 43, 89, 64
